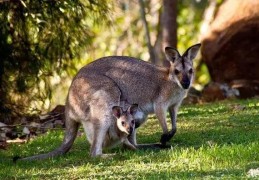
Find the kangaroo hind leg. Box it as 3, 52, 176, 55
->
83, 120, 108, 157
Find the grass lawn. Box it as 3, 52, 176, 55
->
0, 98, 259, 179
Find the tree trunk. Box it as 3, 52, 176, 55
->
158, 0, 178, 66
162, 0, 177, 50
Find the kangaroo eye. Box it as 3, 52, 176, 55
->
189, 68, 193, 74
121, 121, 126, 127
174, 69, 180, 75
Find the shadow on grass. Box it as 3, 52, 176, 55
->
138, 110, 259, 149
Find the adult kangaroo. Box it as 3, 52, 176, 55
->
81, 43, 201, 147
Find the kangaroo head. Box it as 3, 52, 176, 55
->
165, 43, 201, 89
112, 104, 138, 135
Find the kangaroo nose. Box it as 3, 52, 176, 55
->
181, 81, 190, 89
181, 76, 190, 89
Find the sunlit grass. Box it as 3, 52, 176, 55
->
0, 98, 259, 179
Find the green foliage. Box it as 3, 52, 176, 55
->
91, 1, 150, 59
0, 0, 111, 117
1, 99, 259, 179
177, 0, 207, 50
0, 0, 220, 117
177, 0, 211, 88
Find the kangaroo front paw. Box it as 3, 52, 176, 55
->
160, 133, 171, 146
160, 129, 176, 146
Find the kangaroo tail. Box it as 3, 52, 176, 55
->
14, 119, 79, 162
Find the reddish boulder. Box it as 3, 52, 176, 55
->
201, 0, 259, 98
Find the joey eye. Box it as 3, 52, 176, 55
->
189, 68, 193, 74
131, 120, 135, 125
174, 69, 180, 75
121, 121, 126, 127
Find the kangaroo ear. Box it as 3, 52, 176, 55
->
183, 43, 201, 61
112, 106, 122, 119
165, 47, 180, 63
128, 104, 138, 116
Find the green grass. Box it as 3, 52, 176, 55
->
1, 99, 259, 179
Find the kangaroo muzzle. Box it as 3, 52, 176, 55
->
181, 76, 190, 89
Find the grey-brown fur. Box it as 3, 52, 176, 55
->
77, 43, 201, 146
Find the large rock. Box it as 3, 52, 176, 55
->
201, 0, 259, 98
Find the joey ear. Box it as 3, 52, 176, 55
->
183, 43, 201, 61
165, 47, 180, 63
128, 104, 139, 116
112, 106, 122, 119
